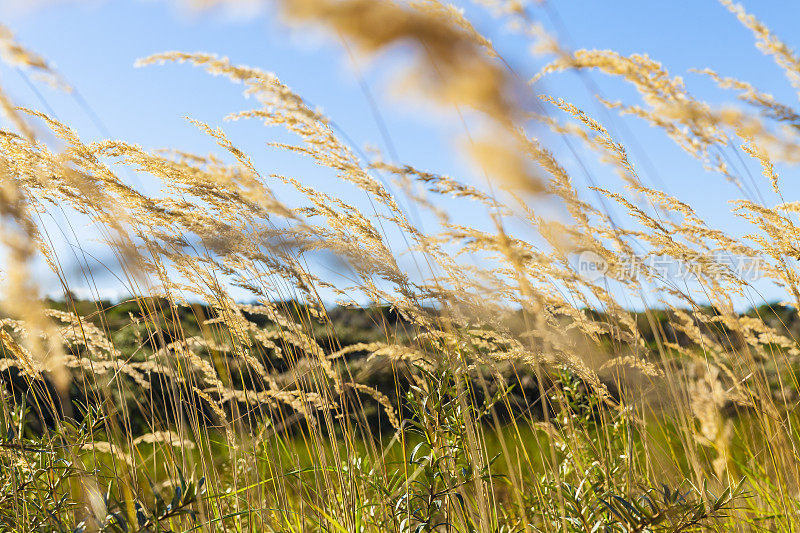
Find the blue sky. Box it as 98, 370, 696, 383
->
2, 0, 800, 309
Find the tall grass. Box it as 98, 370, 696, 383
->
0, 0, 799, 530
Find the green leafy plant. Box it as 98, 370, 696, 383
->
531, 369, 741, 532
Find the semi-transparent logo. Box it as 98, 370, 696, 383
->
575, 251, 765, 282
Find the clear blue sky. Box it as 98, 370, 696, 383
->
2, 0, 800, 309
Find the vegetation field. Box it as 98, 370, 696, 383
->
3, 1, 800, 531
